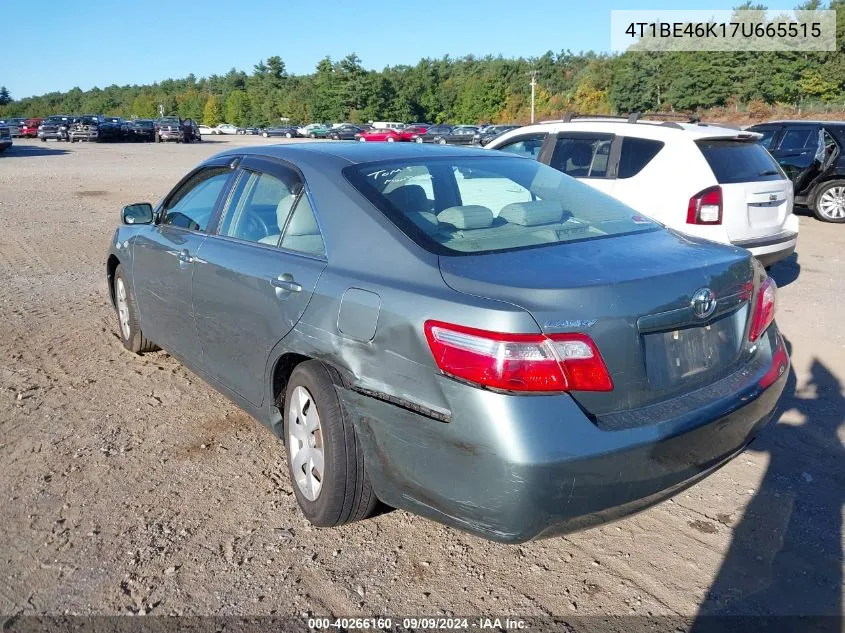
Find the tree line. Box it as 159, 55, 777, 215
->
2, 1, 844, 126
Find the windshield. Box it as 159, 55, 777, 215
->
45, 116, 69, 123
159, 118, 180, 125
344, 156, 660, 255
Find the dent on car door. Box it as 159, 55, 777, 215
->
131, 164, 235, 362
192, 157, 328, 406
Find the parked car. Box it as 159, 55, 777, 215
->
128, 119, 156, 142
198, 124, 215, 136
747, 120, 845, 223
431, 125, 480, 145
106, 143, 788, 544
155, 116, 186, 143
298, 124, 330, 139
358, 128, 403, 142
20, 118, 44, 138
239, 126, 262, 135
38, 115, 73, 141
413, 125, 455, 143
262, 125, 300, 138
69, 115, 123, 142
396, 125, 429, 141
474, 124, 521, 146
215, 123, 242, 135
487, 116, 798, 268
100, 116, 128, 141
0, 118, 26, 137
0, 125, 11, 152
327, 125, 365, 140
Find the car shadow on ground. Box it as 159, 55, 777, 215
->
2, 144, 69, 157
691, 337, 844, 632
768, 252, 800, 287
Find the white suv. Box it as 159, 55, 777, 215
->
486, 116, 798, 267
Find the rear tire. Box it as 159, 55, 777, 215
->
113, 265, 158, 354
263, 131, 269, 138
438, 138, 447, 145
285, 132, 292, 138
283, 360, 379, 527
811, 180, 845, 223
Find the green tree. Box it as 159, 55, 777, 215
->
0, 87, 11, 105
203, 95, 223, 126
225, 89, 250, 126
131, 93, 158, 118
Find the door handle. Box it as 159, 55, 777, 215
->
271, 274, 302, 293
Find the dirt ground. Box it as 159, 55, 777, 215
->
0, 136, 842, 625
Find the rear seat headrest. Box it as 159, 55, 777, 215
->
438, 205, 494, 230
499, 200, 565, 226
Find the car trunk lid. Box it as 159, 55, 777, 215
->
438, 229, 754, 418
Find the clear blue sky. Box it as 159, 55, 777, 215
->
1, 0, 742, 99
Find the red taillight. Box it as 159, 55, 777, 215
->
749, 276, 777, 342
687, 186, 722, 225
423, 320, 613, 393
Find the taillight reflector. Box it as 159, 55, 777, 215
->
424, 320, 613, 393
749, 276, 777, 342
687, 186, 722, 225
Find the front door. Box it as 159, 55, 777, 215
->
131, 164, 234, 361
192, 157, 328, 406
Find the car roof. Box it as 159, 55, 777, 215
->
213, 141, 499, 165
511, 119, 756, 141
755, 120, 845, 126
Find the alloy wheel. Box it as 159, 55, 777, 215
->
818, 186, 845, 220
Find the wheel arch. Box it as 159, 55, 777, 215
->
268, 351, 351, 440
106, 254, 121, 308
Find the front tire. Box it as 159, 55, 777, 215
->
263, 131, 269, 138
113, 265, 158, 354
285, 132, 292, 138
283, 361, 379, 527
812, 180, 845, 223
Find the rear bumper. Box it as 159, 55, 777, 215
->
732, 229, 798, 267
343, 328, 788, 543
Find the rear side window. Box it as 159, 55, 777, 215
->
617, 137, 664, 179
549, 136, 612, 178
749, 126, 778, 149
696, 140, 785, 184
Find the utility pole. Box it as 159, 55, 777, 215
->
528, 70, 538, 124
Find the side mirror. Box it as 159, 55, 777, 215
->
122, 203, 153, 225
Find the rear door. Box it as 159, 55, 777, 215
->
768, 124, 821, 195
696, 138, 793, 242
546, 132, 618, 197
192, 156, 327, 406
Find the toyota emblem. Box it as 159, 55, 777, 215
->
691, 288, 717, 319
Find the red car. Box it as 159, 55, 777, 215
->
20, 118, 43, 138
358, 128, 403, 142
397, 125, 428, 141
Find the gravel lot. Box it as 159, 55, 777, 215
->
0, 136, 843, 625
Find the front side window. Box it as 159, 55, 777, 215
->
777, 127, 818, 151
345, 156, 659, 255
496, 134, 546, 159
549, 135, 612, 178
218, 168, 301, 245
161, 167, 231, 231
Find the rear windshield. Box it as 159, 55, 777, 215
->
697, 140, 785, 184
344, 156, 660, 255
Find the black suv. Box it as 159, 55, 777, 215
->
747, 120, 845, 223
